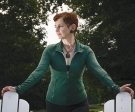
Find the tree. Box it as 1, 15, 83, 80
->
0, 0, 53, 109
37, 0, 135, 104
60, 0, 135, 101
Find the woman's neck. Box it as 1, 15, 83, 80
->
62, 36, 75, 47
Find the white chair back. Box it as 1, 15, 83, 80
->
104, 92, 135, 112
0, 91, 29, 112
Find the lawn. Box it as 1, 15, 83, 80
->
89, 104, 104, 112
32, 104, 104, 112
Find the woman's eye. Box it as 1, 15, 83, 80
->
55, 25, 64, 30
59, 26, 63, 28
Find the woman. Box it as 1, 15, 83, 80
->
1, 12, 134, 112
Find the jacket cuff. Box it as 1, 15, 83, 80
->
111, 85, 120, 95
15, 86, 24, 94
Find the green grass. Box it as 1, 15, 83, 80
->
31, 110, 46, 112
89, 104, 104, 112
32, 104, 104, 112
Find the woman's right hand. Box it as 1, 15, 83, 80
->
1, 86, 16, 96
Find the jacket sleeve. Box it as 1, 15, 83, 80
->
15, 46, 51, 94
86, 46, 120, 94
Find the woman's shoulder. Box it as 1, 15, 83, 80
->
46, 43, 57, 48
80, 43, 93, 52
44, 42, 60, 51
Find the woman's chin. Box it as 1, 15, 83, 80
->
58, 36, 64, 39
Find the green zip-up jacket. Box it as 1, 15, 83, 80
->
15, 39, 120, 105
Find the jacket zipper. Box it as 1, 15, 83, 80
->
58, 51, 69, 78
60, 51, 78, 78
58, 51, 78, 104
67, 71, 69, 78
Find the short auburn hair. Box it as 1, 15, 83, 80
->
53, 12, 78, 35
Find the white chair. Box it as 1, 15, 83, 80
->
0, 91, 29, 112
104, 92, 135, 112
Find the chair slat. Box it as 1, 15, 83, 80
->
116, 92, 131, 112
104, 100, 114, 112
0, 99, 1, 111
133, 99, 135, 112
2, 91, 18, 112
18, 99, 29, 112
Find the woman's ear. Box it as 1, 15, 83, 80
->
69, 24, 76, 33
70, 24, 76, 31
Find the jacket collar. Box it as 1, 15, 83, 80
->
55, 39, 84, 53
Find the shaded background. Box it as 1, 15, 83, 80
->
0, 0, 135, 110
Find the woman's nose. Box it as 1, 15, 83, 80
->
55, 26, 60, 32
55, 28, 59, 32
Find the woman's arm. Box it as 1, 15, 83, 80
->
86, 47, 134, 98
1, 46, 51, 96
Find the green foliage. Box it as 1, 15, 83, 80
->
1, 0, 135, 109
0, 0, 52, 109
65, 0, 135, 101
70, 0, 135, 80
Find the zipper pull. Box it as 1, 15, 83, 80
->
67, 71, 69, 78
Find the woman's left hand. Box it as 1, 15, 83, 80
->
120, 84, 134, 99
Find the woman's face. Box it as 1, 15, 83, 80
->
54, 18, 73, 39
